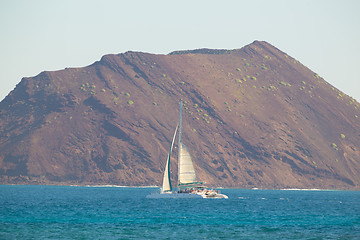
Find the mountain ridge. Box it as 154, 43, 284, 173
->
0, 40, 359, 189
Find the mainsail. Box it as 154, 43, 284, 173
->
178, 143, 198, 185
161, 124, 178, 193
177, 100, 201, 187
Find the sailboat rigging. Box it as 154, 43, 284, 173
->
147, 100, 228, 199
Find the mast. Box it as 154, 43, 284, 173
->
178, 99, 182, 187
177, 99, 202, 188
179, 100, 182, 149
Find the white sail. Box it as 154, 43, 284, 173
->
148, 100, 228, 199
178, 143, 198, 185
148, 99, 228, 199
161, 157, 172, 192
161, 125, 178, 193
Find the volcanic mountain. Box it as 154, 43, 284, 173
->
0, 41, 359, 189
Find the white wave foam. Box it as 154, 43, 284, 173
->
279, 188, 333, 191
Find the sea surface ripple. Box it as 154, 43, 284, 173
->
0, 185, 359, 239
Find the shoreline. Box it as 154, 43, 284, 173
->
1, 184, 359, 191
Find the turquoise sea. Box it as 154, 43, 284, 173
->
0, 185, 359, 239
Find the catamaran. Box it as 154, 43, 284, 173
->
147, 100, 228, 199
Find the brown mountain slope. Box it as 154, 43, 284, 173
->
0, 41, 359, 189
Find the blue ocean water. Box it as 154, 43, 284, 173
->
0, 186, 359, 239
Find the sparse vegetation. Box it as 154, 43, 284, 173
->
202, 116, 210, 124
127, 100, 134, 105
279, 82, 291, 87
79, 83, 92, 92
330, 143, 338, 150
268, 85, 276, 91
340, 134, 345, 139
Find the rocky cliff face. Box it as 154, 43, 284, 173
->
1, 41, 359, 189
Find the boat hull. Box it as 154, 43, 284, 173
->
201, 193, 228, 199
146, 192, 203, 199
146, 192, 228, 199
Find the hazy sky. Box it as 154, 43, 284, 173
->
1, 0, 359, 101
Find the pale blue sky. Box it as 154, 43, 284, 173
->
1, 0, 359, 101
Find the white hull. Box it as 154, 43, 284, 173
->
201, 193, 228, 199
196, 191, 228, 199
146, 192, 203, 199
146, 191, 228, 199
